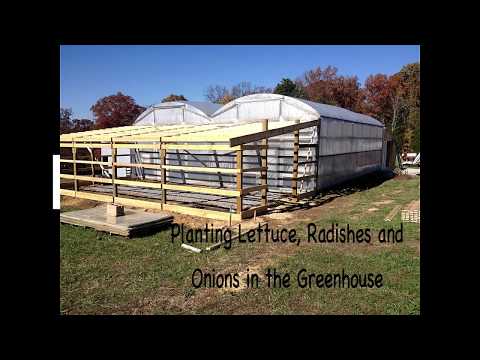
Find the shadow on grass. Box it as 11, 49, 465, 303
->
270, 170, 396, 214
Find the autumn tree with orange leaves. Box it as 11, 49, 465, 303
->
90, 92, 145, 129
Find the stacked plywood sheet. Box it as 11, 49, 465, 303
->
60, 205, 173, 237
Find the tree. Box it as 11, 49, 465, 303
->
396, 63, 420, 151
297, 66, 363, 111
60, 107, 73, 134
71, 118, 94, 132
90, 92, 145, 129
331, 75, 363, 111
205, 85, 229, 104
361, 74, 395, 123
298, 65, 338, 105
273, 78, 307, 98
360, 63, 420, 152
205, 82, 272, 104
161, 94, 188, 102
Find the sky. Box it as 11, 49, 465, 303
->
60, 45, 420, 120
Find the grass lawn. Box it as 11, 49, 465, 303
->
60, 174, 420, 315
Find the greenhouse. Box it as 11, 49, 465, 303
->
60, 94, 391, 221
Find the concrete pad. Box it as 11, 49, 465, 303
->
60, 205, 173, 237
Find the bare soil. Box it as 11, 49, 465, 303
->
60, 196, 99, 210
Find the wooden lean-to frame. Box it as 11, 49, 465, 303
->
59, 119, 320, 221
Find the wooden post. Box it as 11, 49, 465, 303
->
90, 147, 95, 185
72, 141, 78, 193
314, 119, 321, 195
160, 138, 167, 208
236, 146, 243, 214
261, 119, 268, 208
111, 138, 118, 202
292, 120, 300, 201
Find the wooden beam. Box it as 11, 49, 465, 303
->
60, 142, 111, 148
162, 164, 239, 174
162, 183, 240, 197
60, 174, 112, 184
72, 142, 78, 193
60, 125, 151, 141
113, 162, 161, 170
242, 144, 269, 150
314, 120, 321, 195
236, 147, 243, 214
164, 203, 241, 222
160, 140, 166, 208
113, 143, 161, 149
60, 189, 112, 202
229, 119, 319, 146
114, 197, 241, 221
242, 184, 268, 195
292, 120, 300, 200
60, 159, 111, 166
111, 139, 117, 201
261, 119, 268, 208
60, 189, 75, 197
163, 144, 240, 151
111, 124, 224, 142
112, 143, 241, 151
89, 146, 95, 183
242, 166, 267, 173
241, 205, 268, 219
114, 179, 163, 189
60, 189, 243, 222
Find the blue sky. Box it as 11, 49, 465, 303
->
60, 45, 420, 120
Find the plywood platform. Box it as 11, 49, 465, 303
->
60, 205, 173, 237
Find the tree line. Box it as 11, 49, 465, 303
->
60, 62, 419, 151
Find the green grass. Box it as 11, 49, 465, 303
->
60, 220, 264, 314
60, 175, 420, 315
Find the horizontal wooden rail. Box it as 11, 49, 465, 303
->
242, 144, 269, 150
60, 189, 242, 221
60, 143, 111, 148
163, 144, 240, 151
113, 162, 161, 170
61, 142, 241, 151
241, 184, 268, 195
60, 159, 111, 166
162, 164, 239, 174
113, 143, 160, 149
230, 119, 319, 146
109, 143, 241, 151
60, 189, 112, 202
114, 179, 163, 189
163, 183, 240, 197
60, 174, 112, 184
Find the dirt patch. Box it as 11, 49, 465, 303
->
372, 200, 394, 206
60, 196, 99, 210
405, 200, 420, 211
